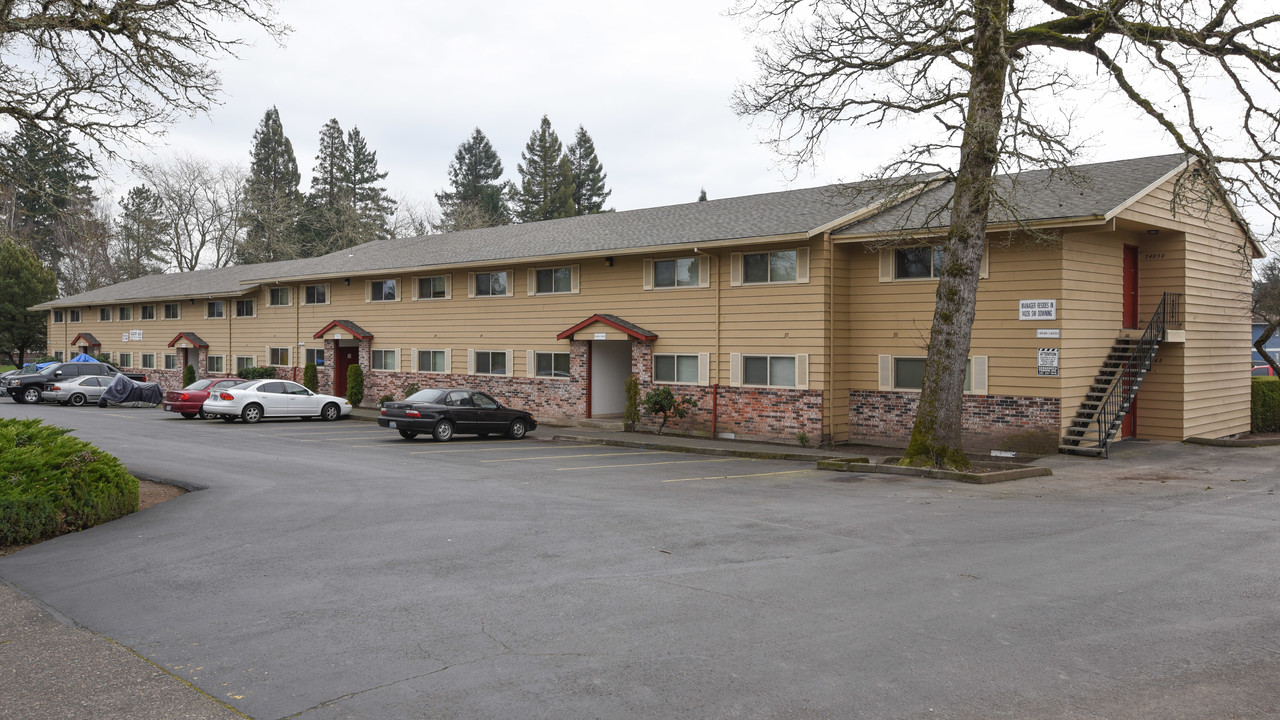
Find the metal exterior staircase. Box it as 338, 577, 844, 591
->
1059, 292, 1182, 458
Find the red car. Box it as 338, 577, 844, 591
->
163, 378, 247, 419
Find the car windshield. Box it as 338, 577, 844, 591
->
39, 366, 61, 378
185, 379, 215, 390
405, 389, 449, 404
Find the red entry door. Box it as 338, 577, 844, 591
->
1123, 245, 1139, 329
334, 347, 358, 396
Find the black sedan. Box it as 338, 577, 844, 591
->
377, 388, 537, 441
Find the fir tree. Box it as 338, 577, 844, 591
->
698, 188, 708, 202
514, 116, 576, 223
112, 185, 167, 279
567, 126, 611, 214
0, 236, 57, 368
300, 119, 357, 255
434, 127, 512, 231
346, 126, 395, 245
240, 107, 303, 264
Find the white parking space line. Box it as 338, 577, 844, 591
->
662, 469, 818, 483
482, 451, 668, 463
406, 445, 559, 455
555, 458, 740, 471
257, 429, 385, 437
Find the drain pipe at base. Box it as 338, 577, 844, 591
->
711, 383, 718, 437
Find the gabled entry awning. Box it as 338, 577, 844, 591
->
167, 332, 209, 349
557, 314, 658, 342
313, 319, 374, 341
70, 332, 101, 347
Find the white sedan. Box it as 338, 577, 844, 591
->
202, 379, 352, 423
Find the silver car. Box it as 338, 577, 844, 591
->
42, 375, 114, 406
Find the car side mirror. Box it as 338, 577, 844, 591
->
54, 370, 63, 377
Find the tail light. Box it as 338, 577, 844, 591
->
379, 407, 387, 415
179, 393, 190, 401
50, 386, 60, 391
218, 392, 235, 400
405, 409, 421, 418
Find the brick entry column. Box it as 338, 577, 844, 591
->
321, 339, 337, 395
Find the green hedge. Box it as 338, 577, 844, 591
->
1252, 376, 1280, 433
0, 419, 139, 546
237, 365, 277, 380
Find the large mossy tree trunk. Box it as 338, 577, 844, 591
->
902, 0, 1010, 470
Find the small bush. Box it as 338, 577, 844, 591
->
623, 375, 640, 429
0, 419, 138, 546
238, 366, 277, 381
640, 386, 697, 435
377, 394, 393, 406
795, 431, 810, 447
302, 363, 319, 392
182, 364, 196, 386
94, 353, 112, 364
404, 383, 420, 399
1252, 376, 1280, 433
347, 364, 365, 407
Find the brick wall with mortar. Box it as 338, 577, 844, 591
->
848, 390, 1061, 448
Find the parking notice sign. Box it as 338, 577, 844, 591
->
1038, 348, 1060, 376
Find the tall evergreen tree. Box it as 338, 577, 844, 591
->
346, 126, 395, 245
300, 119, 357, 255
240, 107, 303, 264
113, 185, 167, 279
1, 123, 96, 284
514, 116, 576, 223
434, 127, 512, 231
0, 236, 57, 368
698, 188, 708, 202
566, 126, 611, 214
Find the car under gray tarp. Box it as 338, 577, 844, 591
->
97, 374, 163, 408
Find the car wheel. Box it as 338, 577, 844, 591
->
22, 386, 41, 404
241, 403, 263, 424
432, 419, 454, 442
321, 402, 340, 421
398, 429, 418, 440
68, 393, 86, 407
180, 412, 198, 419
197, 410, 208, 420
507, 418, 528, 440
221, 415, 236, 423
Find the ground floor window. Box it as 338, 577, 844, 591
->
473, 350, 507, 375
743, 355, 796, 387
53, 351, 64, 361
117, 352, 132, 368
417, 349, 448, 373
655, 354, 699, 384
268, 347, 290, 366
371, 349, 398, 371
535, 351, 570, 378
236, 356, 255, 372
141, 353, 155, 369
207, 355, 225, 374
164, 354, 178, 371
886, 356, 975, 393
305, 348, 325, 367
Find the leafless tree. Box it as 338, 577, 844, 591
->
1254, 257, 1280, 374
0, 1, 287, 162
735, 0, 1280, 467
140, 156, 247, 271
389, 196, 437, 239
56, 196, 116, 295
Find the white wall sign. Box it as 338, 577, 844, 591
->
593, 332, 608, 340
1037, 329, 1061, 339
1019, 299, 1057, 321
1037, 348, 1060, 376
129, 329, 142, 341
121, 333, 129, 343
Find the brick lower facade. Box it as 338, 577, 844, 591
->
848, 390, 1062, 449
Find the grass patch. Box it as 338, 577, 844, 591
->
0, 419, 138, 546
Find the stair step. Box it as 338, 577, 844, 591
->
1059, 444, 1106, 457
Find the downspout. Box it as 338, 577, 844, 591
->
694, 248, 720, 437
294, 283, 300, 383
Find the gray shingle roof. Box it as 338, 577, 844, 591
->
31, 262, 297, 310
834, 154, 1188, 236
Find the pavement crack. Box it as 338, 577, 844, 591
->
280, 654, 505, 720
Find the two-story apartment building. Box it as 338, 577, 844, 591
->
33, 154, 1260, 450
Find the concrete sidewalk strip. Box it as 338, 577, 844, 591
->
0, 582, 244, 720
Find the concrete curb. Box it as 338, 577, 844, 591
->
551, 433, 855, 463
1184, 436, 1280, 447
816, 459, 1052, 484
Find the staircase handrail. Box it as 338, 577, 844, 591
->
1094, 292, 1181, 448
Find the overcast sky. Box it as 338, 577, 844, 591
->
120, 0, 1184, 216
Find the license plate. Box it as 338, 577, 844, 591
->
388, 421, 396, 428
163, 405, 170, 411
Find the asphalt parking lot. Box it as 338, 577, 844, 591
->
3, 401, 1280, 719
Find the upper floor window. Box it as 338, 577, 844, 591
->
304, 284, 327, 305
52, 310, 64, 323
268, 287, 291, 306
417, 275, 448, 300
163, 303, 180, 320
895, 246, 945, 280
118, 306, 132, 321
141, 304, 156, 320
474, 271, 508, 297
99, 307, 112, 322
370, 279, 397, 302
236, 299, 255, 318
69, 309, 82, 323
655, 258, 700, 288
744, 249, 797, 284
207, 300, 224, 319
535, 267, 573, 294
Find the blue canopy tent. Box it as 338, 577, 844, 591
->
68, 353, 98, 362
